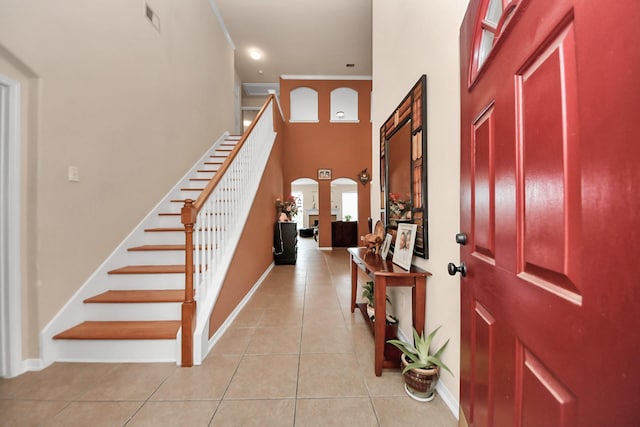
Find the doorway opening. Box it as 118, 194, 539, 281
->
0, 74, 22, 378
291, 178, 319, 243
330, 178, 359, 247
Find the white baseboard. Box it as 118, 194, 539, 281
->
204, 263, 275, 356
436, 378, 460, 420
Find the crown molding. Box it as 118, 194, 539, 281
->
281, 75, 372, 81
208, 0, 235, 50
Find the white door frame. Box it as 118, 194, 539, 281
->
0, 74, 23, 378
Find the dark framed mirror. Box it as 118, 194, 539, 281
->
380, 75, 428, 259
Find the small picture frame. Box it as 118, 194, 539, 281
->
392, 223, 417, 270
379, 233, 392, 259
317, 168, 332, 180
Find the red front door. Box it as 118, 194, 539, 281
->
459, 1, 640, 426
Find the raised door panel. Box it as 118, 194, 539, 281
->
516, 21, 582, 304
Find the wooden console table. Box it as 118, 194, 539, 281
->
348, 247, 431, 376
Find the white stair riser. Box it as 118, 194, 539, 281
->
149, 215, 182, 227
124, 251, 184, 265
180, 190, 203, 199
105, 274, 186, 290
141, 232, 185, 245
53, 339, 177, 363
84, 302, 182, 321
194, 171, 218, 179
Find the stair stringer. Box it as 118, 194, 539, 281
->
191, 130, 278, 365
39, 132, 236, 367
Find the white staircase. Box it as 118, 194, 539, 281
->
41, 134, 242, 365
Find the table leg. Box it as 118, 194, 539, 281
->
350, 257, 357, 313
413, 277, 426, 334
374, 275, 387, 376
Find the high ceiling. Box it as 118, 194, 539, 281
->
213, 0, 372, 95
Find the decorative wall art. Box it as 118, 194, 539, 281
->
317, 168, 332, 180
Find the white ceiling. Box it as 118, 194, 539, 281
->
213, 0, 372, 96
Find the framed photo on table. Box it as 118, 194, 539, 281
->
392, 223, 417, 270
380, 233, 392, 259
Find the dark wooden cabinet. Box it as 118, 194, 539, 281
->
274, 222, 297, 264
331, 221, 358, 247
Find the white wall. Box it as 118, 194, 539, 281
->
0, 0, 235, 360
372, 0, 470, 406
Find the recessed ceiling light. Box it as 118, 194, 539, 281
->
249, 49, 263, 60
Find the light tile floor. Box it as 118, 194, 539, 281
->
0, 238, 458, 426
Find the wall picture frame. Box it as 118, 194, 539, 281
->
380, 233, 392, 259
317, 168, 332, 180
392, 223, 417, 270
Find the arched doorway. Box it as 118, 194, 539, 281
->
330, 178, 359, 247
291, 178, 319, 240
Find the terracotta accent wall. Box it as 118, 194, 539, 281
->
208, 109, 285, 337
280, 79, 373, 246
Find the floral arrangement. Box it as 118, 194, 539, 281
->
389, 192, 411, 219
276, 195, 299, 221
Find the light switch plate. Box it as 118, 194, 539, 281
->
68, 166, 80, 182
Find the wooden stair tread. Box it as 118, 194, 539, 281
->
84, 290, 184, 303
145, 227, 217, 232
144, 227, 183, 232
128, 244, 185, 251
128, 244, 209, 251
53, 321, 180, 340
108, 265, 185, 274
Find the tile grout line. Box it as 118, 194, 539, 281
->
292, 265, 308, 426
211, 311, 261, 424
122, 365, 178, 426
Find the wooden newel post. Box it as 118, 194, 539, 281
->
181, 199, 197, 367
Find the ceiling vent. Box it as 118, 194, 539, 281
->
243, 83, 280, 97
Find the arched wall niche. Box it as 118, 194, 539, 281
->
330, 87, 359, 122
289, 87, 318, 122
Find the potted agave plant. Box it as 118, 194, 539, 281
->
387, 326, 452, 402
361, 281, 391, 321
361, 281, 400, 361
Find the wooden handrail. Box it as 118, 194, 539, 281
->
193, 94, 277, 213
180, 94, 279, 366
